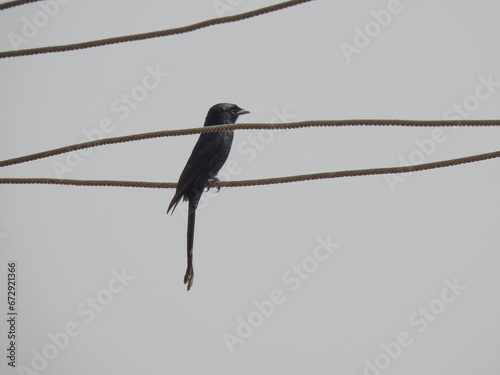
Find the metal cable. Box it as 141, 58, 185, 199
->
1, 119, 499, 168
1, 149, 499, 189
0, 0, 315, 59
0, 0, 41, 11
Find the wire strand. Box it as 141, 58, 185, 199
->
0, 0, 41, 11
0, 0, 315, 59
1, 119, 499, 168
1, 149, 499, 189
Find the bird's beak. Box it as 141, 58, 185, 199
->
237, 108, 250, 116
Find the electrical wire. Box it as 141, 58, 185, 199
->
0, 0, 41, 11
0, 0, 315, 59
1, 148, 499, 189
1, 119, 499, 168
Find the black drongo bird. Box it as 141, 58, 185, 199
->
167, 103, 249, 291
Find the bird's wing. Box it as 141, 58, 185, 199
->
167, 133, 223, 213
176, 132, 223, 191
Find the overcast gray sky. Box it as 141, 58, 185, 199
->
1, 0, 500, 374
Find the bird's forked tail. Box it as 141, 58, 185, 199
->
184, 199, 196, 290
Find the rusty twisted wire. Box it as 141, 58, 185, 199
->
1, 149, 499, 189
0, 0, 41, 11
0, 0, 315, 58
1, 119, 499, 168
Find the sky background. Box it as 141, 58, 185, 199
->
1, 0, 500, 374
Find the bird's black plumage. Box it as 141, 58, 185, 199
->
167, 103, 249, 290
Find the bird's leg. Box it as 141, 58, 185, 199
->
205, 177, 221, 192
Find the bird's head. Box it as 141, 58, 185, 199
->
204, 103, 250, 126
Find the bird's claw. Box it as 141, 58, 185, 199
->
205, 177, 221, 192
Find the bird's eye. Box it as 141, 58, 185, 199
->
230, 109, 236, 115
